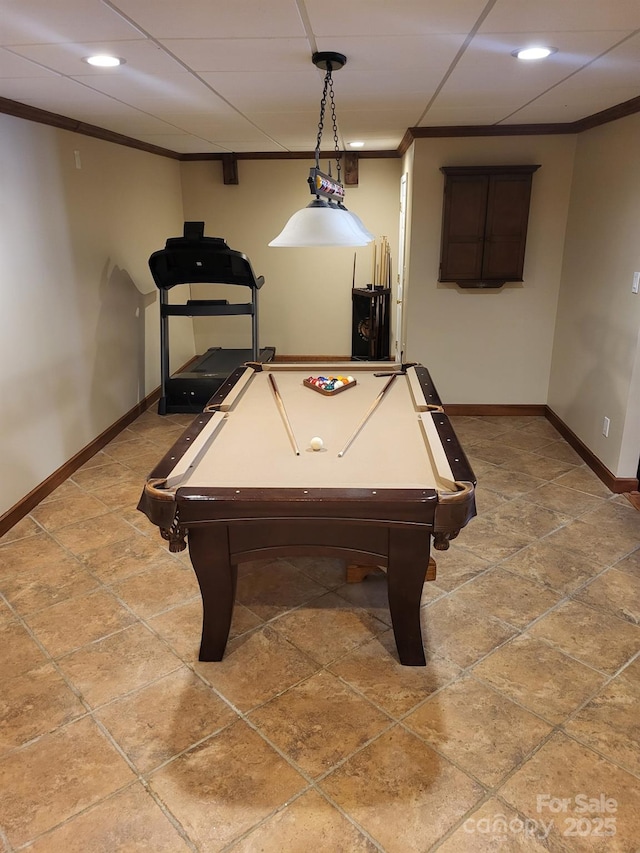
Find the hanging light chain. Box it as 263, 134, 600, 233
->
314, 68, 329, 168
268, 51, 374, 247
327, 70, 342, 185
314, 62, 342, 184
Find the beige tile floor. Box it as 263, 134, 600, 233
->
1, 412, 639, 852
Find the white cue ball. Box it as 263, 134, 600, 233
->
310, 436, 324, 451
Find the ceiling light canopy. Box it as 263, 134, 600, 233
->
512, 46, 557, 61
269, 52, 374, 249
83, 54, 125, 67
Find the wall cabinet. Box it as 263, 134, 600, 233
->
439, 165, 540, 288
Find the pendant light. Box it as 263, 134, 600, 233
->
269, 52, 374, 248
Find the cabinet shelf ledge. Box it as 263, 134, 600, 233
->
444, 280, 508, 289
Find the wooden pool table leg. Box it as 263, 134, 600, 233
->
386, 528, 431, 666
188, 526, 237, 661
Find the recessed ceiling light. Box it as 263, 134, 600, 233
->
512, 46, 557, 61
83, 55, 125, 67
348, 141, 365, 148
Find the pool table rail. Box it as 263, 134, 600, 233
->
138, 478, 476, 555
136, 361, 477, 666
203, 360, 444, 414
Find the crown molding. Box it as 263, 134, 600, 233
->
2, 92, 640, 161
178, 149, 398, 161
0, 96, 181, 159
572, 93, 640, 131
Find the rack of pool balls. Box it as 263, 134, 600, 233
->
303, 374, 357, 395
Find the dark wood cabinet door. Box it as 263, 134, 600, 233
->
439, 175, 488, 281
482, 174, 533, 281
439, 165, 539, 287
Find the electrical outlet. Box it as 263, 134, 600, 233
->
633, 272, 640, 294
74, 150, 81, 169
602, 416, 610, 437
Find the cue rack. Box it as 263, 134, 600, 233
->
351, 237, 391, 360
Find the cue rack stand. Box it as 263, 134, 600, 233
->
351, 236, 391, 361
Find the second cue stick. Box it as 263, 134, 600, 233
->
268, 373, 300, 456
337, 374, 397, 457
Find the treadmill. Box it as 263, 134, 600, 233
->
149, 221, 275, 414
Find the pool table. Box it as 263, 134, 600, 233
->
138, 361, 476, 666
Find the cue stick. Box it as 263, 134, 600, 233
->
337, 374, 397, 457
268, 373, 300, 456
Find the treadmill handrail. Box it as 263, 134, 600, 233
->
153, 222, 267, 415
149, 239, 265, 291
160, 303, 255, 317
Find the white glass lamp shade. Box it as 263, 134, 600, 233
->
269, 200, 372, 247
337, 204, 375, 242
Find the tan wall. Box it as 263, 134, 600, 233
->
180, 158, 402, 357
0, 114, 188, 516
4, 106, 640, 520
404, 135, 576, 404
549, 113, 640, 478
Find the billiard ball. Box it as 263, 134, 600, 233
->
310, 436, 324, 451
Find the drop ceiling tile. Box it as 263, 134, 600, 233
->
114, 0, 305, 38
341, 133, 406, 149
567, 32, 640, 88
239, 111, 319, 150
0, 76, 124, 111
505, 85, 640, 124
337, 109, 421, 135
249, 110, 412, 150
315, 34, 468, 72
328, 71, 433, 111
426, 89, 533, 111
0, 0, 141, 44
305, 0, 490, 36
176, 120, 268, 139
502, 105, 587, 123
480, 0, 640, 32
463, 30, 628, 74
175, 106, 257, 123
11, 39, 185, 76
159, 38, 310, 72
146, 105, 251, 124
198, 69, 320, 112
419, 104, 526, 126
0, 47, 60, 77
1, 1, 639, 147
71, 72, 229, 112
198, 138, 285, 152
76, 112, 189, 135
134, 133, 226, 153
262, 138, 317, 151
342, 136, 401, 150
174, 109, 267, 131
244, 110, 319, 135
561, 57, 640, 103
436, 31, 632, 105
